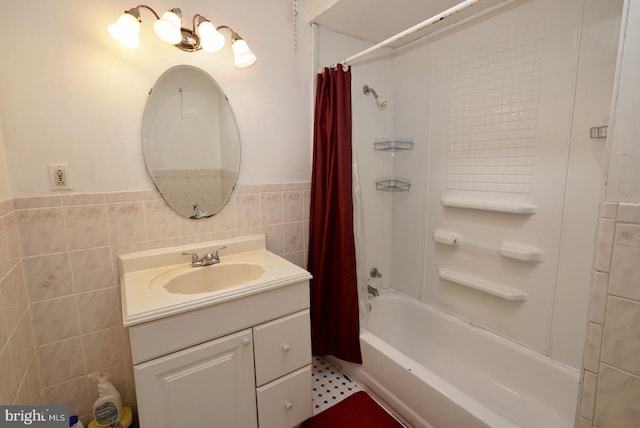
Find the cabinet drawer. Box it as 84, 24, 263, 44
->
256, 365, 312, 428
254, 309, 311, 386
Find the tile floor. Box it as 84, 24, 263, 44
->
311, 356, 362, 415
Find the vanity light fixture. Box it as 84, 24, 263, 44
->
108, 5, 256, 68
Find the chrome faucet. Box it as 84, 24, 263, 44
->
182, 246, 226, 267
368, 267, 381, 297
367, 284, 379, 297
370, 267, 382, 278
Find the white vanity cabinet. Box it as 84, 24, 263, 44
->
127, 280, 312, 428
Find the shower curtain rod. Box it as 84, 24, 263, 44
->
324, 0, 481, 70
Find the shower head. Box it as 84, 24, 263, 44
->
363, 84, 388, 110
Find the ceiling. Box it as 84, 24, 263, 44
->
309, 0, 514, 49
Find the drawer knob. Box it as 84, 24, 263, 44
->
284, 402, 294, 411
281, 344, 291, 353
242, 338, 251, 346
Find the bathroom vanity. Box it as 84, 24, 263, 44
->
118, 235, 312, 427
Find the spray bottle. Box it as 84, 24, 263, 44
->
89, 373, 122, 428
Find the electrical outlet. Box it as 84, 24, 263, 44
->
54, 168, 66, 186
48, 164, 72, 190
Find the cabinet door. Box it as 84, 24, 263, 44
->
134, 329, 257, 428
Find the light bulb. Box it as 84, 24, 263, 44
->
198, 21, 225, 53
153, 10, 182, 45
231, 38, 256, 68
108, 12, 141, 48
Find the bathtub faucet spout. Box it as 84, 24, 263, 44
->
367, 284, 379, 297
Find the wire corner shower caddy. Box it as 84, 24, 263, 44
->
373, 138, 413, 192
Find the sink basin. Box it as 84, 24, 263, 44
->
118, 235, 313, 326
150, 263, 266, 295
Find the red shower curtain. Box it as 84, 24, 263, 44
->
307, 66, 362, 364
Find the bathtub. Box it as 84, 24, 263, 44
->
334, 290, 580, 428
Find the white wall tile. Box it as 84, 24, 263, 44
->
588, 272, 609, 324
583, 323, 603, 373
609, 244, 640, 300
81, 327, 124, 373
577, 416, 592, 428
38, 337, 85, 386
599, 202, 618, 219
64, 205, 109, 250
613, 222, 640, 247
106, 202, 146, 245
69, 247, 116, 293
31, 296, 80, 345
616, 203, 640, 223
594, 218, 616, 272
76, 288, 120, 334
580, 370, 597, 421
24, 253, 74, 302
601, 296, 640, 376
260, 192, 283, 225
17, 208, 67, 256
594, 364, 640, 427
235, 193, 261, 228
43, 376, 92, 419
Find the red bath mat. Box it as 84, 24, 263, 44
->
301, 391, 404, 427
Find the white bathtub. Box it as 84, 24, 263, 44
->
335, 290, 580, 428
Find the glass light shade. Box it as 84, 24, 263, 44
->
108, 12, 141, 48
197, 21, 226, 53
153, 11, 182, 44
231, 39, 256, 68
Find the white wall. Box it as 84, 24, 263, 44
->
0, 0, 312, 196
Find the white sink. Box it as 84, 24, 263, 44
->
150, 262, 266, 295
118, 235, 312, 326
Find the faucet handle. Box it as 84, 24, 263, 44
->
210, 246, 227, 260
182, 252, 200, 264
370, 267, 382, 278
198, 246, 226, 266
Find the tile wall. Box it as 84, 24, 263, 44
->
578, 202, 640, 427
446, 20, 544, 194
0, 199, 40, 406
0, 182, 310, 421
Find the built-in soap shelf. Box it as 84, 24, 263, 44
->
438, 267, 528, 301
373, 140, 414, 151
441, 197, 538, 215
433, 230, 543, 262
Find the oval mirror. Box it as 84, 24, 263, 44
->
142, 65, 240, 219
